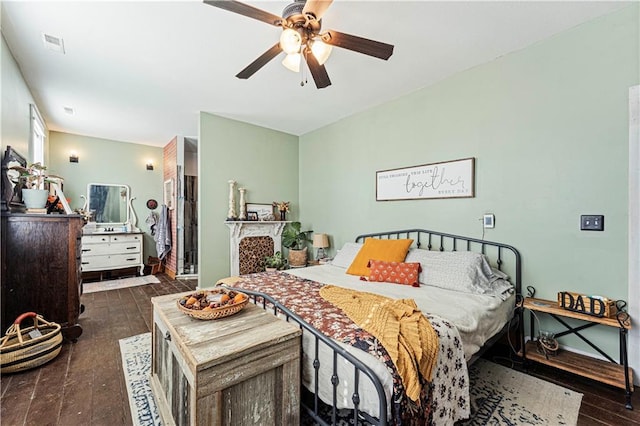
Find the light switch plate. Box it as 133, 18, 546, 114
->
580, 215, 604, 231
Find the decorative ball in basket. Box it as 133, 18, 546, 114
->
1, 312, 63, 374
177, 288, 249, 320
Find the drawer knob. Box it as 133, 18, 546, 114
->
164, 331, 171, 341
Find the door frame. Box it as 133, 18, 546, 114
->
629, 85, 639, 384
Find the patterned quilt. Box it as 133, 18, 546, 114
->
227, 271, 470, 425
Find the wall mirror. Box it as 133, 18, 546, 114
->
87, 183, 130, 225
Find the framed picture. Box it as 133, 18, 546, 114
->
50, 183, 73, 214
245, 203, 274, 221
247, 211, 259, 221
164, 179, 174, 210
376, 157, 475, 201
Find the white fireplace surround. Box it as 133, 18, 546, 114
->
225, 221, 288, 276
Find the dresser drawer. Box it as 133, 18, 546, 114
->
82, 235, 110, 244
82, 241, 141, 256
110, 234, 142, 243
82, 233, 142, 244
81, 253, 142, 271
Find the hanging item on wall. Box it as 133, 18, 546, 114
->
146, 199, 158, 210
376, 157, 475, 201
164, 179, 174, 210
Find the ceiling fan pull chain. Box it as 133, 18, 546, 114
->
301, 49, 307, 86
300, 49, 307, 87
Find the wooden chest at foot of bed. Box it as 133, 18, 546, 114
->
150, 292, 302, 426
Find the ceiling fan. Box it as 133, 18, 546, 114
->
203, 0, 394, 89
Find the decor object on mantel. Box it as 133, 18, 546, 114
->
227, 180, 237, 220
238, 187, 247, 220
273, 201, 290, 221
282, 221, 312, 267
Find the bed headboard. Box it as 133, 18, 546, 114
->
355, 229, 522, 296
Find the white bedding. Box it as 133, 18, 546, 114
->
275, 263, 514, 424
286, 263, 515, 361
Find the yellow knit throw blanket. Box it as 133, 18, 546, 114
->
319, 285, 439, 403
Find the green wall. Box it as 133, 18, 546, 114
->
1, 35, 41, 161
299, 5, 639, 355
49, 132, 164, 259
198, 113, 299, 286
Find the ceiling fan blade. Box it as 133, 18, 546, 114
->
203, 0, 283, 26
236, 43, 282, 79
302, 0, 333, 20
305, 51, 331, 89
323, 30, 394, 60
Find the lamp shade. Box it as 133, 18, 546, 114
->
282, 53, 301, 72
310, 39, 332, 65
280, 28, 302, 55
313, 233, 329, 248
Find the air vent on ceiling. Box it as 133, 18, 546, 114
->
64, 106, 75, 116
42, 33, 65, 54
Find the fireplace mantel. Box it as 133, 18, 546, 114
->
225, 221, 289, 276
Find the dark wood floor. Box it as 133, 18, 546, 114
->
1, 274, 638, 425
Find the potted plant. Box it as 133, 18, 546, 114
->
263, 251, 287, 272
9, 162, 61, 209
282, 221, 313, 267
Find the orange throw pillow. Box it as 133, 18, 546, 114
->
365, 260, 422, 287
346, 238, 413, 277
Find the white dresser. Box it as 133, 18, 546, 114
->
81, 232, 144, 275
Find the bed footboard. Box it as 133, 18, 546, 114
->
226, 286, 388, 426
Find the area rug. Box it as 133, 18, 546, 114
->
461, 358, 582, 425
119, 333, 582, 426
119, 333, 162, 426
84, 275, 160, 294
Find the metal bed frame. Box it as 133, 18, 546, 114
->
229, 229, 522, 425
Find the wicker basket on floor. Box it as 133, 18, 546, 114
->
0, 312, 63, 374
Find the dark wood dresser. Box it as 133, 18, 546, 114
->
1, 213, 84, 340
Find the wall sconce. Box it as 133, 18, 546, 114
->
69, 151, 79, 163
313, 233, 329, 260
146, 160, 154, 171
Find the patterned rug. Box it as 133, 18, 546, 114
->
118, 333, 582, 426
84, 275, 160, 294
119, 333, 162, 426
460, 359, 582, 425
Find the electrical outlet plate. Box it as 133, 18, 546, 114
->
483, 214, 495, 229
580, 215, 604, 231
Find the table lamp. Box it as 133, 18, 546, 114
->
312, 233, 329, 260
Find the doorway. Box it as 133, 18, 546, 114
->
177, 137, 198, 277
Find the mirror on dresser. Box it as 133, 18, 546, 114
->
87, 183, 129, 226
81, 183, 144, 278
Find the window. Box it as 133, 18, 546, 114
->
30, 104, 45, 164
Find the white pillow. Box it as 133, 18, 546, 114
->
405, 249, 513, 298
331, 242, 363, 269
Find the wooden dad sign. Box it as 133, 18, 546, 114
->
557, 291, 617, 318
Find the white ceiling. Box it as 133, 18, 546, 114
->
1, 1, 629, 147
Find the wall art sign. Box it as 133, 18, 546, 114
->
376, 157, 475, 201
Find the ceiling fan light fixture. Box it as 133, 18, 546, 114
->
280, 28, 302, 55
310, 39, 332, 65
282, 53, 301, 72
